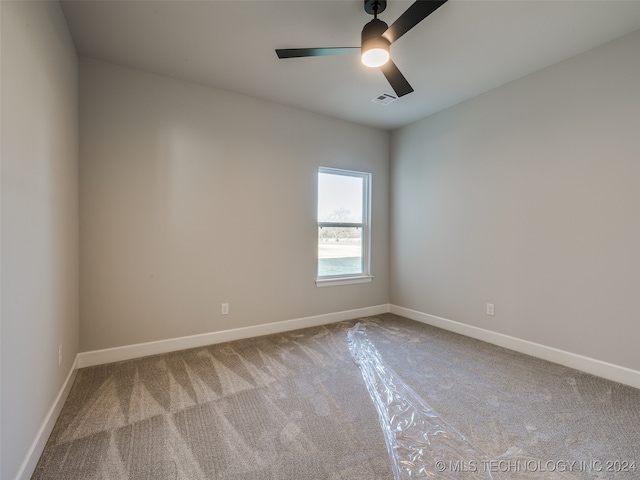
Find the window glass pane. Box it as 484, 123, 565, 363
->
318, 227, 363, 276
318, 173, 363, 223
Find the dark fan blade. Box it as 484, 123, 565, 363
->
380, 60, 414, 97
383, 0, 447, 44
276, 47, 359, 59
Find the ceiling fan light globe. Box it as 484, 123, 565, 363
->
362, 48, 389, 67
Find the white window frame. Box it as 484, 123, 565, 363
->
316, 167, 373, 287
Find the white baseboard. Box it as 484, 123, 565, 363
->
77, 304, 391, 368
16, 357, 79, 480
390, 305, 640, 390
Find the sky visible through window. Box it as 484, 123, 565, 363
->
318, 173, 363, 222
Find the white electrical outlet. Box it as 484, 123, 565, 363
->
486, 303, 495, 316
221, 303, 229, 315
58, 345, 63, 366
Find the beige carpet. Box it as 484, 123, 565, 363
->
32, 314, 640, 479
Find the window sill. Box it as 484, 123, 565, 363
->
316, 275, 373, 287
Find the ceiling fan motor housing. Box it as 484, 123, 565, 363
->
361, 18, 390, 55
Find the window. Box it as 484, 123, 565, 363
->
317, 167, 372, 286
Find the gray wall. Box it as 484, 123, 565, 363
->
79, 58, 390, 352
390, 30, 640, 371
1, 2, 79, 478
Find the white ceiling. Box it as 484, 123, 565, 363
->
60, 0, 640, 130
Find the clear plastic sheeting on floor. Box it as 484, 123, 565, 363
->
347, 323, 494, 480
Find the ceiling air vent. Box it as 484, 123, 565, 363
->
371, 92, 398, 105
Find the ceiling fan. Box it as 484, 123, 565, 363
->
276, 0, 448, 98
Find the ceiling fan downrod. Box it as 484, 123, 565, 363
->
364, 0, 387, 17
